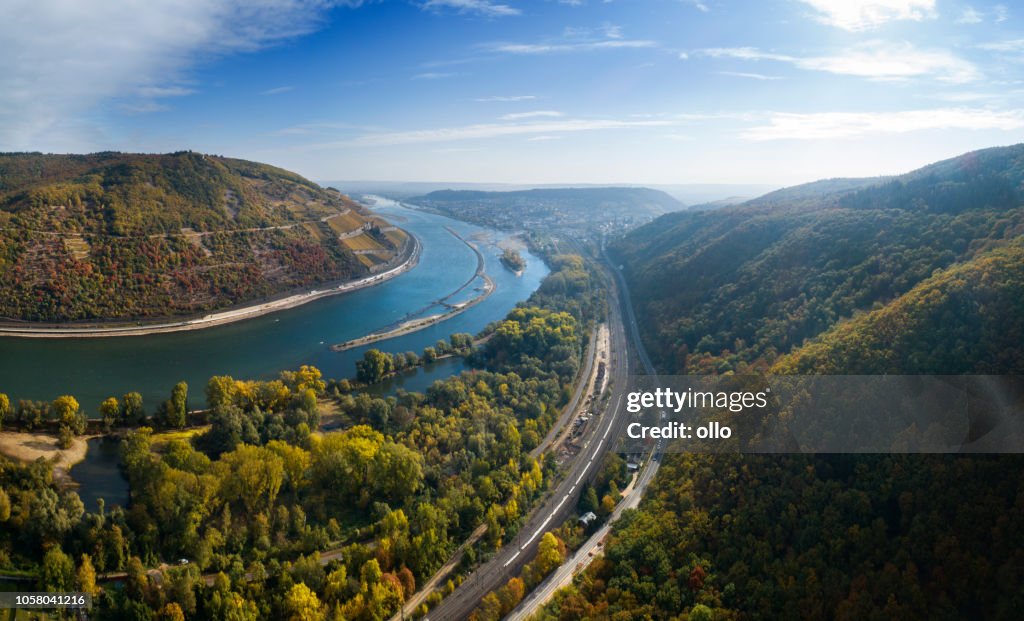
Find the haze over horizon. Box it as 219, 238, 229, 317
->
3, 0, 1024, 186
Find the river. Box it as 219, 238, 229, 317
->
0, 199, 547, 411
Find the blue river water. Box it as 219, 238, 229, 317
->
0, 199, 547, 411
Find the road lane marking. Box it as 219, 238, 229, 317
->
575, 460, 592, 485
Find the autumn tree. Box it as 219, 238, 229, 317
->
76, 553, 99, 598
285, 583, 324, 621
218, 444, 285, 514
157, 603, 186, 621
0, 488, 10, 522
51, 395, 86, 435
99, 397, 120, 430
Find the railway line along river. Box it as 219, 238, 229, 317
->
0, 198, 547, 409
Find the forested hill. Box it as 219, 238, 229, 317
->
773, 242, 1024, 374
534, 146, 1024, 621
0, 152, 407, 322
611, 143, 1024, 374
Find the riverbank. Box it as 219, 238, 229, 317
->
330, 227, 492, 352
0, 431, 93, 487
0, 232, 420, 339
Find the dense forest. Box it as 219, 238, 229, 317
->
534, 144, 1024, 620
0, 251, 601, 620
612, 143, 1024, 375
0, 152, 406, 322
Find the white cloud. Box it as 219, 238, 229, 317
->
307, 118, 672, 147
978, 39, 1024, 52
930, 92, 999, 102
0, 0, 356, 150
957, 4, 1008, 23
422, 0, 520, 17
499, 110, 564, 120
741, 108, 1024, 140
700, 47, 791, 62
272, 121, 382, 136
475, 95, 538, 102
797, 0, 936, 31
603, 24, 624, 39
261, 85, 295, 95
527, 135, 562, 141
683, 0, 710, 12
492, 39, 657, 54
120, 102, 172, 115
412, 72, 459, 79
717, 71, 782, 80
699, 41, 979, 83
137, 85, 197, 98
957, 7, 983, 23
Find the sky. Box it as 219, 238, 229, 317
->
2, 0, 1024, 185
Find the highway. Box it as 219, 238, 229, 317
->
503, 243, 664, 621
423, 247, 637, 621
387, 326, 600, 621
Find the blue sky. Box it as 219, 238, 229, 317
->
2, 0, 1024, 185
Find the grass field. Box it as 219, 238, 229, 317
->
149, 426, 211, 448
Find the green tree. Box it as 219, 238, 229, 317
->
581, 485, 599, 514
690, 604, 714, 621
122, 391, 145, 424
58, 425, 74, 450
171, 381, 188, 426
126, 556, 148, 600
266, 440, 311, 497
356, 349, 394, 384
39, 547, 74, 592
218, 445, 285, 513
206, 375, 238, 409
160, 382, 188, 428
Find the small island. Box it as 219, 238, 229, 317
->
500, 248, 526, 274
